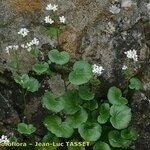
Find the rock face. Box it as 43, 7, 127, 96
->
0, 0, 150, 149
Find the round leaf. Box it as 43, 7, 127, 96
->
42, 91, 65, 113
93, 141, 111, 150
97, 103, 110, 124
121, 127, 138, 141
79, 86, 95, 100
83, 100, 98, 111
65, 107, 88, 128
110, 105, 132, 130
78, 122, 102, 141
26, 77, 39, 92
33, 62, 49, 74
44, 116, 73, 138
69, 61, 93, 85
47, 27, 60, 37
108, 130, 131, 148
129, 77, 143, 90
59, 90, 80, 115
17, 123, 36, 135
48, 49, 70, 65
107, 86, 128, 105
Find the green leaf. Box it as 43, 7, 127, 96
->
65, 107, 88, 128
30, 48, 40, 56
93, 141, 111, 150
108, 130, 131, 148
59, 90, 80, 115
17, 123, 36, 135
48, 49, 70, 65
107, 86, 128, 105
97, 103, 110, 124
129, 77, 143, 90
69, 61, 93, 85
14, 74, 29, 88
79, 86, 95, 100
78, 122, 102, 141
121, 127, 138, 141
110, 105, 132, 130
6, 61, 17, 72
26, 77, 39, 92
47, 27, 60, 37
44, 116, 73, 138
14, 74, 39, 92
90, 78, 101, 86
32, 62, 49, 74
83, 100, 98, 111
42, 91, 65, 113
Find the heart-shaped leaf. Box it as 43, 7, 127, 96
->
48, 49, 70, 65
58, 90, 80, 115
44, 116, 73, 138
107, 86, 128, 105
26, 77, 40, 92
79, 86, 95, 100
69, 61, 93, 85
83, 100, 98, 111
42, 91, 65, 113
65, 107, 88, 128
110, 105, 132, 130
121, 127, 138, 141
33, 62, 49, 74
129, 77, 143, 90
47, 27, 60, 37
93, 141, 111, 150
78, 122, 102, 141
14, 74, 39, 92
108, 130, 131, 148
6, 61, 18, 72
17, 123, 36, 135
97, 103, 110, 124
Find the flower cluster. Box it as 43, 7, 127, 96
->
44, 3, 66, 24
124, 49, 138, 62
0, 135, 9, 144
46, 3, 58, 11
5, 28, 39, 54
92, 64, 104, 76
21, 38, 39, 52
18, 28, 29, 37
109, 5, 121, 14
5, 45, 19, 53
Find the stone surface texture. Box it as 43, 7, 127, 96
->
0, 0, 150, 149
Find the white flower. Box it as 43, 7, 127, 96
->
59, 16, 66, 23
31, 38, 39, 46
109, 5, 121, 14
52, 4, 58, 11
92, 64, 104, 76
147, 2, 150, 10
124, 49, 138, 62
46, 3, 58, 11
13, 45, 19, 50
121, 0, 132, 8
5, 45, 19, 53
122, 65, 128, 70
18, 28, 29, 37
0, 135, 9, 144
44, 16, 54, 24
